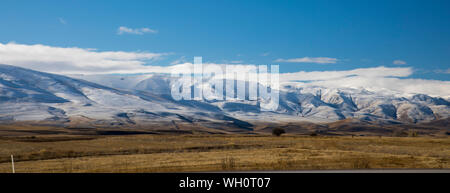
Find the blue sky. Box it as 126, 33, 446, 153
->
0, 0, 449, 80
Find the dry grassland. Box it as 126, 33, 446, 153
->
0, 134, 448, 172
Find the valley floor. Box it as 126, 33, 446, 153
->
0, 133, 449, 172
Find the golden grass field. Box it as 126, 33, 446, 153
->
0, 134, 448, 172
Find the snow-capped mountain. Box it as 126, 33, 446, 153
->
70, 70, 450, 124
0, 64, 449, 128
0, 64, 253, 131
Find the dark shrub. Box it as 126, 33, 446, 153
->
272, 128, 286, 136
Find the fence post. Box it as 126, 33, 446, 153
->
11, 155, 15, 173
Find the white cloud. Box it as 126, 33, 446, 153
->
0, 42, 167, 75
275, 57, 338, 64
117, 26, 157, 35
393, 60, 407, 65
280, 66, 413, 82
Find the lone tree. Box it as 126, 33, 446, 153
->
272, 128, 286, 136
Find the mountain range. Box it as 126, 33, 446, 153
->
0, 64, 449, 135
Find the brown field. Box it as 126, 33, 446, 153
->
0, 133, 449, 173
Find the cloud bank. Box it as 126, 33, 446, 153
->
0, 42, 167, 74
280, 66, 413, 81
